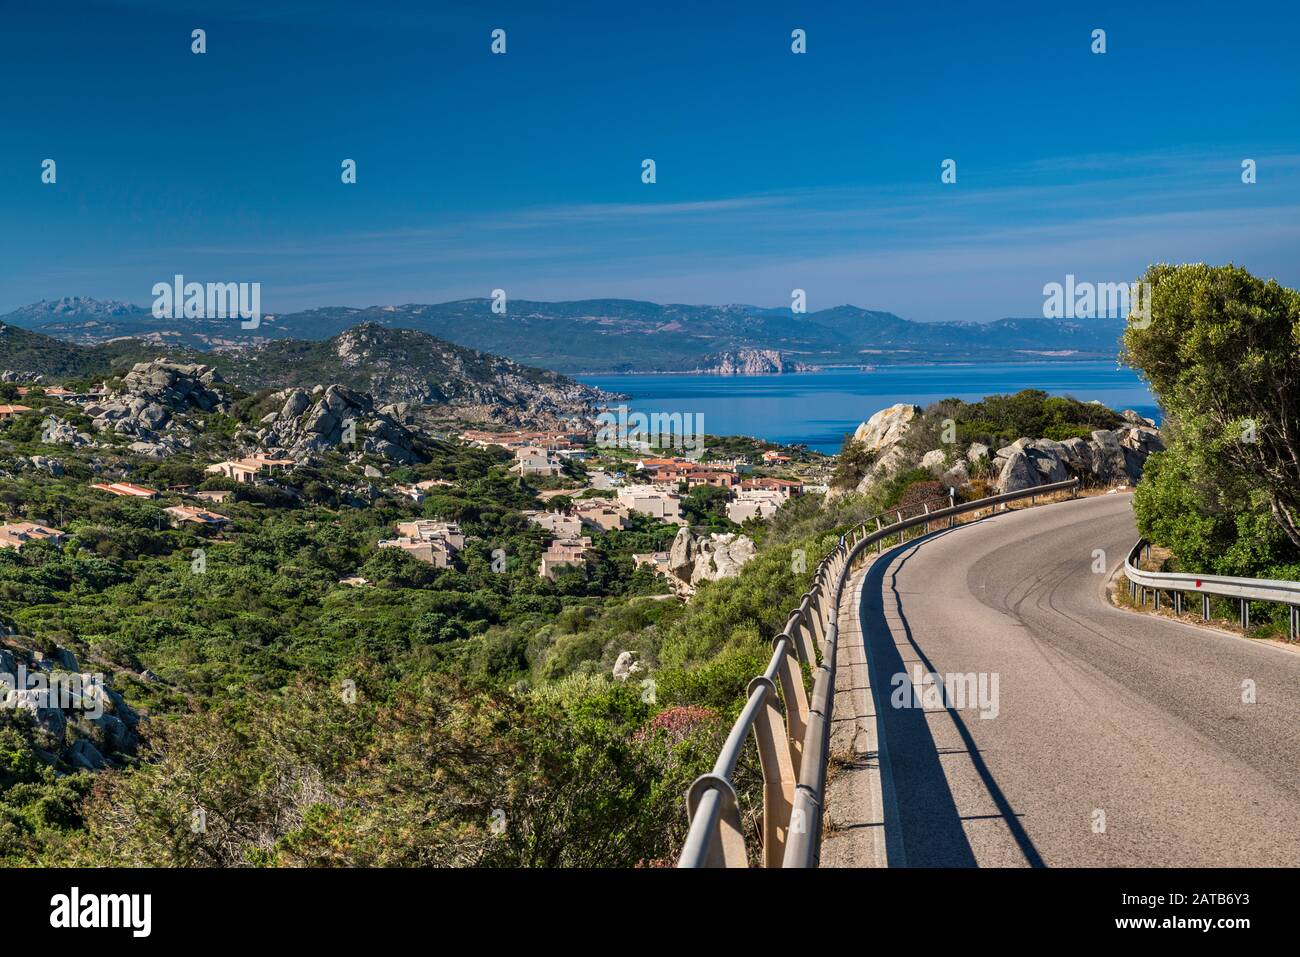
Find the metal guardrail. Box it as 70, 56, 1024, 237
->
1123, 539, 1300, 639
678, 476, 1080, 868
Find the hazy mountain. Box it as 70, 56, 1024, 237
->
1, 297, 1128, 373
0, 320, 611, 420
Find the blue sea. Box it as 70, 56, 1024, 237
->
578, 362, 1159, 455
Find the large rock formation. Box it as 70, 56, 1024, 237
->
85, 359, 228, 454
853, 403, 921, 451
837, 403, 925, 494
256, 384, 421, 464
840, 401, 1164, 499
666, 527, 757, 596
989, 427, 1164, 491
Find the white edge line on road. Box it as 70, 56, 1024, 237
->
857, 558, 908, 868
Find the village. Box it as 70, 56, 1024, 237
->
0, 386, 829, 599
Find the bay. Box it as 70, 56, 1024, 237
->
578, 361, 1159, 455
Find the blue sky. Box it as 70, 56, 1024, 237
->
2, 0, 1297, 319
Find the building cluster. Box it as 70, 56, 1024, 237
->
627, 456, 804, 524
378, 519, 467, 569
523, 497, 638, 579
460, 428, 596, 477
460, 428, 587, 451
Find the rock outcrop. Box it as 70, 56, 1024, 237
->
988, 427, 1164, 491
41, 416, 95, 448
853, 403, 921, 451
612, 650, 643, 681
0, 641, 141, 768
666, 527, 757, 596
700, 349, 810, 375
841, 401, 1164, 499
255, 384, 421, 464
85, 360, 227, 453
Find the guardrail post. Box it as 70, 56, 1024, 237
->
1291, 606, 1299, 642
774, 638, 810, 776
683, 776, 747, 867
748, 676, 797, 868
1203, 594, 1210, 620
785, 610, 815, 667
1173, 591, 1183, 615
1240, 599, 1249, 629
1154, 590, 1161, 611
808, 592, 827, 653
876, 517, 883, 552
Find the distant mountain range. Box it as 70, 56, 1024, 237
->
0, 319, 610, 424
1, 297, 1128, 374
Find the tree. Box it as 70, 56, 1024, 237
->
831, 436, 874, 489
1122, 263, 1300, 549
681, 484, 733, 529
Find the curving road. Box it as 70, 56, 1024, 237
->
856, 492, 1300, 867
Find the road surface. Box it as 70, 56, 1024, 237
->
856, 492, 1300, 867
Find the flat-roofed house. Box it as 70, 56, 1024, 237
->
632, 551, 671, 573
164, 505, 232, 528
0, 522, 65, 551
393, 485, 426, 503
617, 485, 684, 524
379, 536, 453, 568
539, 536, 592, 579
511, 446, 564, 477
205, 455, 296, 484
572, 499, 631, 533
394, 520, 466, 551
524, 511, 584, 539
726, 489, 785, 524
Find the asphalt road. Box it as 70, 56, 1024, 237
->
859, 492, 1300, 867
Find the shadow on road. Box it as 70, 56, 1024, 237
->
860, 527, 1045, 868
